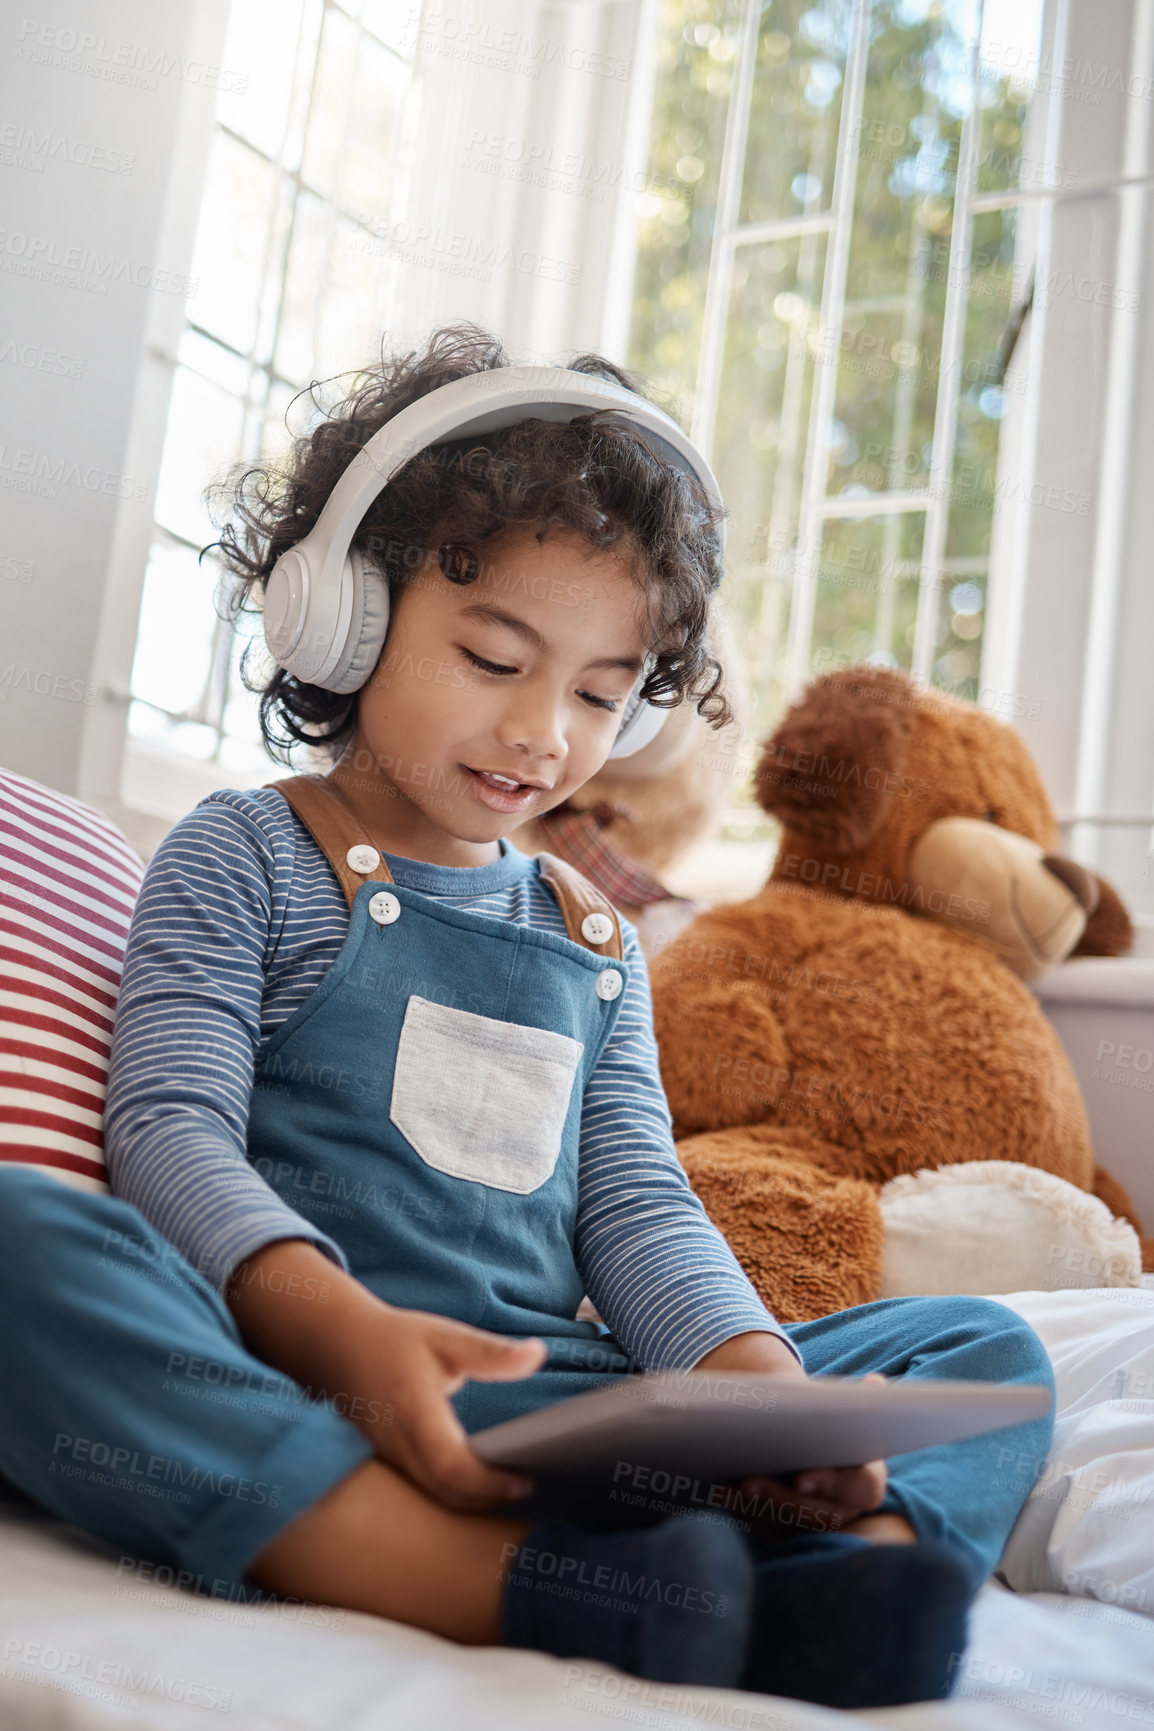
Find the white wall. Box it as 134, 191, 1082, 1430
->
0, 1, 229, 851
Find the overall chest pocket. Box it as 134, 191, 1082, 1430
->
389, 995, 584, 1194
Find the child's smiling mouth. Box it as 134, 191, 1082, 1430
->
461, 765, 552, 813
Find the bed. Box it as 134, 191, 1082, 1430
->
1, 1282, 1152, 1730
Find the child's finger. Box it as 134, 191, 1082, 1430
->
736, 1474, 849, 1532
740, 1461, 886, 1522
440, 1326, 548, 1383
400, 1399, 534, 1510
793, 1461, 886, 1507
792, 1469, 839, 1500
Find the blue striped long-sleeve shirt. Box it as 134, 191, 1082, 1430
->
104, 786, 799, 1372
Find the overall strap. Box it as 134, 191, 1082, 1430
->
537, 852, 624, 960
263, 774, 395, 910
265, 775, 624, 957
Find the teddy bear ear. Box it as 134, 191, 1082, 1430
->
1070, 874, 1134, 957
754, 666, 916, 853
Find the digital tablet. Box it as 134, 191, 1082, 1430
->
472, 1372, 1052, 1525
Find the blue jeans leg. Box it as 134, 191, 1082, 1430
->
0, 1169, 373, 1594
783, 1294, 1056, 1590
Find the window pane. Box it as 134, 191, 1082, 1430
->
740, 0, 847, 226
275, 191, 330, 381
130, 541, 222, 720
947, 207, 1022, 561
815, 511, 926, 675
301, 6, 359, 200
253, 177, 296, 369
712, 234, 829, 720
261, 377, 304, 463
319, 214, 389, 376
629, 0, 743, 405
977, 0, 1044, 195
282, 0, 326, 176
217, 0, 306, 158
187, 131, 274, 355
337, 33, 409, 216
178, 328, 251, 398
932, 202, 1027, 699
831, 223, 939, 494
153, 367, 245, 547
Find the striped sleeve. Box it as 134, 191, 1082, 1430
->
103, 793, 348, 1290
573, 921, 804, 1372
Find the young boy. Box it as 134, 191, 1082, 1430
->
0, 325, 1055, 1708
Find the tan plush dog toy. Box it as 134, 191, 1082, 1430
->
648, 665, 1148, 1322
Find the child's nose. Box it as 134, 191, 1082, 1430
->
494, 686, 566, 761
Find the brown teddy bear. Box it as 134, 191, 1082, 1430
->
648, 665, 1148, 1323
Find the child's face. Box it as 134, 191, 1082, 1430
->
334, 526, 653, 865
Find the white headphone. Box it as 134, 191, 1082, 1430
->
262, 364, 725, 759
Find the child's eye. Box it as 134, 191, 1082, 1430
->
461, 648, 516, 676
460, 648, 618, 711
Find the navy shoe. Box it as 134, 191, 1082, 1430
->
500, 1512, 754, 1687
739, 1535, 973, 1708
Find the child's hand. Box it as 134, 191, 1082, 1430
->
692, 1335, 889, 1536
738, 1372, 889, 1535
227, 1238, 545, 1511
737, 1458, 888, 1536
327, 1301, 547, 1512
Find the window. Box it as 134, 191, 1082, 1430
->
627, 0, 1044, 814
627, 0, 1154, 933
128, 0, 416, 778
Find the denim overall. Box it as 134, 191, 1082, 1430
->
249, 773, 637, 1431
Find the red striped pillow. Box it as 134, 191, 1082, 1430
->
0, 768, 144, 1191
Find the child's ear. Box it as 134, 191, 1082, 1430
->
754, 666, 915, 853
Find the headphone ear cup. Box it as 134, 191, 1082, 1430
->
608, 697, 667, 759
329, 545, 391, 694
608, 654, 667, 759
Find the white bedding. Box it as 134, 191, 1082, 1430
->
2, 1286, 1152, 1731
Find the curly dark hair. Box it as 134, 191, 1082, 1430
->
209, 321, 732, 765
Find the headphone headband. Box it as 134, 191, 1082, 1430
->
262, 364, 725, 759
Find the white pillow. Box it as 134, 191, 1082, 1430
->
994, 1285, 1154, 1619
879, 1161, 1141, 1297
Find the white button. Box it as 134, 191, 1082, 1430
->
368, 891, 401, 926
595, 968, 623, 1001
347, 844, 381, 874
581, 912, 614, 945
